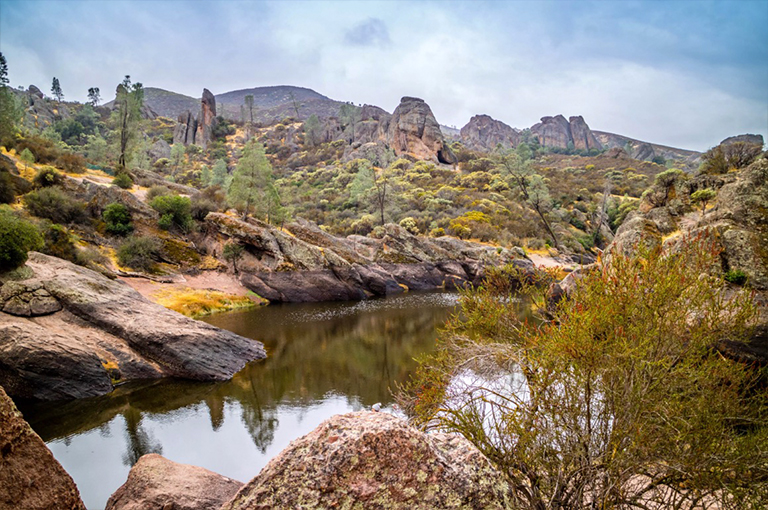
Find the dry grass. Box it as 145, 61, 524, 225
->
151, 287, 262, 318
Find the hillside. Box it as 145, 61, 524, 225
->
593, 130, 701, 164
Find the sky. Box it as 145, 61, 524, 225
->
0, 0, 766, 151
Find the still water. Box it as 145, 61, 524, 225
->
19, 292, 459, 510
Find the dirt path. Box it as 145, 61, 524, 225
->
119, 270, 250, 301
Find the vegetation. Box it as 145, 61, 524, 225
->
700, 141, 762, 175
691, 187, 716, 219
114, 75, 145, 170
150, 194, 194, 232
725, 269, 748, 285
0, 207, 44, 271
23, 187, 87, 224
228, 140, 281, 221
399, 238, 767, 509
223, 241, 245, 274
151, 287, 257, 318
103, 203, 133, 236
112, 172, 134, 189
117, 236, 161, 271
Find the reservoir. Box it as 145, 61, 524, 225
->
19, 292, 459, 509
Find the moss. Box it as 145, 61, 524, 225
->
151, 287, 259, 318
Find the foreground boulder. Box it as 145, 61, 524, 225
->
0, 253, 265, 401
221, 411, 510, 509
0, 385, 85, 509
105, 453, 243, 510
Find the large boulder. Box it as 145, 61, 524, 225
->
106, 454, 243, 510
0, 253, 265, 400
0, 385, 86, 509
568, 115, 602, 151
387, 97, 457, 164
221, 411, 511, 509
459, 114, 521, 151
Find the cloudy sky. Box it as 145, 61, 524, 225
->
1, 0, 766, 151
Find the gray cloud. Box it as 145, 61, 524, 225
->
344, 18, 390, 47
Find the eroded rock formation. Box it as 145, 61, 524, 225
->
105, 454, 243, 510
387, 97, 457, 164
172, 88, 218, 149
459, 114, 521, 151
0, 253, 265, 401
531, 115, 602, 152
221, 411, 511, 509
0, 385, 86, 509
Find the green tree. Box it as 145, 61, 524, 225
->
51, 77, 63, 101
223, 241, 245, 274
244, 94, 254, 124
0, 207, 43, 271
87, 87, 101, 106
400, 238, 768, 508
117, 235, 160, 271
227, 140, 278, 220
211, 159, 228, 187
170, 143, 185, 176
200, 164, 212, 187
84, 134, 108, 163
103, 203, 133, 236
339, 103, 361, 140
0, 52, 23, 145
691, 188, 717, 220
498, 150, 559, 249
113, 75, 144, 171
150, 194, 193, 232
0, 53, 8, 87
19, 148, 35, 173
303, 114, 322, 147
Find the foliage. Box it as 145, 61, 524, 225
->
701, 142, 762, 175
55, 152, 86, 173
399, 237, 767, 509
303, 114, 322, 147
211, 159, 229, 187
398, 216, 419, 235
0, 207, 43, 271
654, 167, 685, 187
102, 203, 133, 236
112, 172, 133, 189
724, 269, 748, 285
50, 77, 63, 101
23, 187, 87, 224
151, 287, 256, 318
146, 185, 171, 201
87, 87, 101, 106
228, 140, 280, 221
150, 194, 193, 232
223, 241, 245, 273
39, 222, 80, 262
691, 188, 716, 218
0, 171, 15, 204
117, 235, 161, 271
33, 166, 63, 187
113, 75, 144, 170
190, 196, 218, 221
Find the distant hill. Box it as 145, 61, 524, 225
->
105, 87, 199, 120
593, 131, 701, 164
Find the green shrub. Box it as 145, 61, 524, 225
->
0, 171, 16, 204
0, 208, 44, 271
117, 236, 161, 271
33, 166, 63, 187
146, 185, 172, 201
23, 188, 88, 224
399, 217, 420, 235
40, 223, 78, 262
55, 153, 86, 173
112, 172, 133, 189
190, 197, 218, 221
724, 269, 748, 285
102, 203, 133, 236
150, 194, 193, 232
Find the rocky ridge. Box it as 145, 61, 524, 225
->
531, 114, 603, 152
459, 114, 521, 151
0, 253, 265, 401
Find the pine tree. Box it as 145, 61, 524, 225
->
51, 77, 63, 101
227, 140, 278, 220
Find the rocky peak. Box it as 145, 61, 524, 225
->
568, 115, 603, 151
531, 114, 601, 151
459, 114, 521, 151
387, 96, 457, 164
721, 134, 764, 147
172, 88, 218, 148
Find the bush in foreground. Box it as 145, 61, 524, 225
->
23, 187, 88, 224
399, 236, 767, 509
117, 236, 161, 271
0, 208, 43, 271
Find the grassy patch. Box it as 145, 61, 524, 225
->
151, 287, 262, 318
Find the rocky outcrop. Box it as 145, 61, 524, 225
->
387, 97, 457, 164
106, 454, 243, 510
221, 411, 510, 509
196, 88, 218, 150
173, 110, 198, 146
530, 115, 602, 151
0, 253, 265, 400
721, 134, 764, 147
593, 131, 702, 165
459, 114, 521, 151
0, 385, 86, 509
148, 139, 171, 162
203, 214, 532, 303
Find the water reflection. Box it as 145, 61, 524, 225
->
18, 292, 459, 509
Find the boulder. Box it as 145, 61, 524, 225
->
387, 97, 456, 164
148, 139, 171, 162
721, 134, 764, 147
221, 411, 510, 509
106, 454, 243, 510
531, 115, 572, 149
0, 385, 86, 509
173, 110, 197, 146
0, 253, 265, 401
459, 114, 521, 152
568, 115, 602, 151
241, 270, 367, 303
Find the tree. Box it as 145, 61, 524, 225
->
19, 148, 35, 174
0, 53, 8, 87
114, 75, 144, 171
0, 207, 43, 271
0, 52, 22, 145
244, 94, 254, 124
150, 194, 193, 232
227, 140, 278, 221
170, 143, 185, 176
303, 114, 322, 147
498, 150, 560, 249
51, 77, 63, 101
200, 164, 212, 187
339, 103, 361, 140
103, 203, 133, 236
691, 188, 716, 220
87, 87, 101, 106
223, 241, 244, 274
288, 91, 301, 119
399, 237, 768, 509
211, 159, 229, 187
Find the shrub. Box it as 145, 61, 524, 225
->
399, 238, 767, 508
40, 223, 78, 262
0, 208, 43, 271
150, 194, 194, 232
102, 203, 133, 236
117, 236, 161, 271
146, 185, 172, 201
23, 188, 88, 224
33, 166, 64, 187
190, 197, 218, 221
0, 171, 16, 204
724, 268, 748, 285
55, 153, 86, 173
112, 172, 133, 189
399, 217, 420, 235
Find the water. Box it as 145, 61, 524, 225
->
18, 292, 460, 510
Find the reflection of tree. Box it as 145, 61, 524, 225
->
205, 393, 225, 431
121, 407, 162, 466
241, 379, 278, 454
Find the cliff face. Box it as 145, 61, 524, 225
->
459, 114, 521, 151
172, 88, 218, 149
530, 114, 602, 151
387, 97, 457, 164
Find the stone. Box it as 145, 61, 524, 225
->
148, 139, 172, 162
568, 115, 602, 152
195, 88, 218, 150
387, 97, 457, 164
720, 134, 764, 146
221, 411, 510, 510
0, 385, 86, 509
173, 110, 197, 146
106, 453, 243, 510
531, 114, 572, 149
28, 84, 44, 99
459, 114, 521, 151
0, 253, 265, 401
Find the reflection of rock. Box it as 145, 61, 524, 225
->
0, 385, 86, 510
106, 453, 243, 510
222, 411, 510, 509
0, 253, 265, 401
